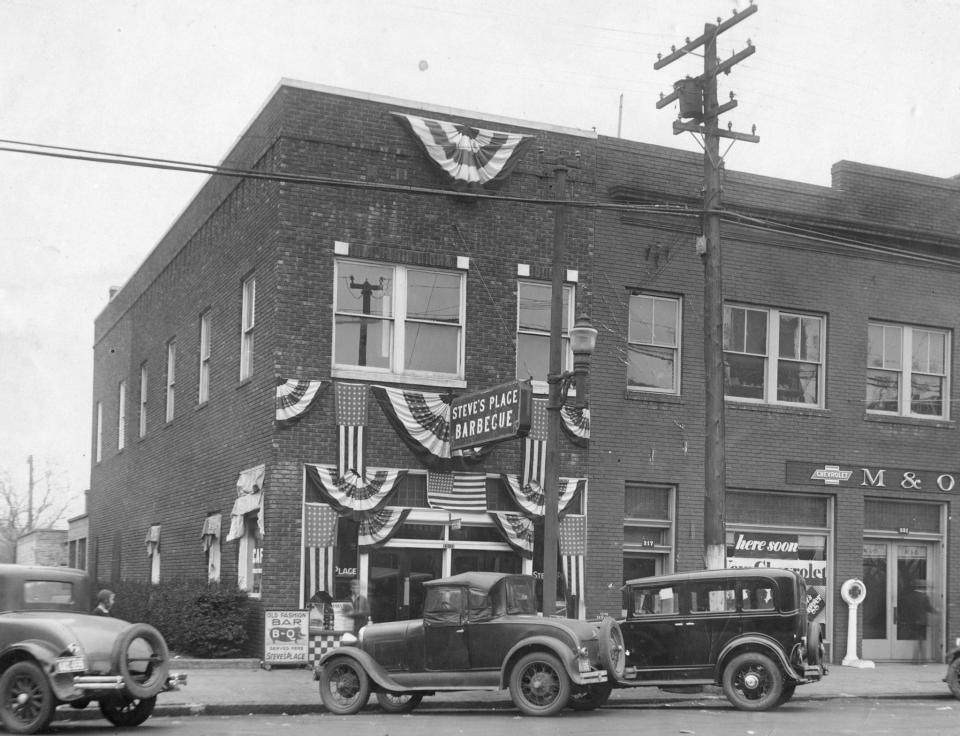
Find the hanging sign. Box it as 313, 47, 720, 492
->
450, 380, 532, 451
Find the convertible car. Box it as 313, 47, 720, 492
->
316, 571, 625, 716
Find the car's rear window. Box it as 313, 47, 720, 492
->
504, 579, 537, 615
24, 580, 75, 605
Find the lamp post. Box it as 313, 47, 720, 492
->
543, 313, 597, 616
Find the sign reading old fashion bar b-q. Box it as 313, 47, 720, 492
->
450, 380, 532, 451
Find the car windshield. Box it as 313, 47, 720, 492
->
24, 580, 75, 605
504, 578, 537, 615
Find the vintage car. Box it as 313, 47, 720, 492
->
614, 568, 825, 711
943, 641, 960, 698
315, 571, 625, 716
0, 564, 184, 734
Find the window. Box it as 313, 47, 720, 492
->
867, 322, 949, 419
723, 305, 824, 406
145, 525, 161, 585
516, 280, 573, 392
240, 276, 255, 380
238, 513, 262, 597
334, 260, 465, 381
138, 363, 148, 438
198, 311, 211, 404
117, 381, 126, 451
95, 402, 103, 463
165, 340, 176, 423
628, 294, 680, 393
68, 538, 87, 570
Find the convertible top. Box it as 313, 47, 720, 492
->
423, 571, 526, 593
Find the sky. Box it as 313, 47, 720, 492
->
1, 0, 958, 523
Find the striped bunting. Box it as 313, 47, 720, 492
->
303, 545, 333, 608
522, 437, 546, 485
358, 508, 412, 550
489, 512, 534, 557
560, 405, 590, 446
275, 379, 328, 424
338, 425, 364, 476
427, 472, 487, 512
306, 464, 406, 516
501, 476, 585, 518
393, 113, 533, 189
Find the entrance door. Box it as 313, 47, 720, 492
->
368, 548, 443, 623
862, 541, 938, 661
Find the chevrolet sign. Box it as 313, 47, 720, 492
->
810, 465, 853, 485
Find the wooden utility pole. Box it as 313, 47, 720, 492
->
654, 4, 759, 570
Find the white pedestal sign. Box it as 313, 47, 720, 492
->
840, 578, 875, 669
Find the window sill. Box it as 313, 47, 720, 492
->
624, 390, 683, 404
863, 413, 955, 430
332, 367, 466, 389
726, 401, 829, 418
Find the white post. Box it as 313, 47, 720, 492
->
840, 578, 875, 668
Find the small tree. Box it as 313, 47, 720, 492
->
0, 461, 78, 560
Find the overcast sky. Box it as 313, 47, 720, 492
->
1, 0, 958, 521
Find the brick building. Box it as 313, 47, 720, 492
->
90, 80, 960, 662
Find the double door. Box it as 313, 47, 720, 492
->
862, 541, 940, 661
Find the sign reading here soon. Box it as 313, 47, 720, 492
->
450, 380, 532, 451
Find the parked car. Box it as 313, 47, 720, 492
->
0, 564, 185, 734
614, 568, 826, 710
315, 571, 625, 716
943, 641, 960, 698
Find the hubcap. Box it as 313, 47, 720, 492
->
742, 671, 761, 690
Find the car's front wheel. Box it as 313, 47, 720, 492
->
98, 694, 157, 727
376, 692, 423, 713
946, 658, 960, 699
319, 657, 371, 715
509, 652, 570, 717
722, 651, 783, 711
568, 681, 613, 710
0, 661, 55, 735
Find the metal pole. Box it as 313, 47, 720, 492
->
543, 163, 568, 615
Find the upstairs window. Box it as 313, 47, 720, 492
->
516, 280, 573, 393
628, 294, 680, 394
240, 277, 256, 381
724, 305, 825, 407
867, 322, 949, 419
165, 340, 176, 423
198, 311, 211, 404
334, 259, 465, 382
117, 380, 126, 451
138, 363, 148, 438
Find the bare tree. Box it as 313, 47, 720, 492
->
0, 461, 77, 561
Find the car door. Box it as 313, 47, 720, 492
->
620, 583, 686, 679
423, 586, 470, 670
679, 579, 740, 677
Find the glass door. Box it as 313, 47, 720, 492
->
368, 547, 443, 623
862, 541, 938, 661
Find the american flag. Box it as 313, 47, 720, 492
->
560, 514, 587, 619
302, 503, 338, 607
336, 382, 368, 426
338, 425, 364, 476
427, 472, 487, 512
304, 503, 339, 547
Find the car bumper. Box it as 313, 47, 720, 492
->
72, 671, 187, 693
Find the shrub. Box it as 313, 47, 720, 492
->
102, 578, 250, 658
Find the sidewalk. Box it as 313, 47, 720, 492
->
56, 658, 956, 722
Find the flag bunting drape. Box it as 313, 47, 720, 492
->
226, 464, 266, 541
144, 524, 160, 556
560, 514, 587, 619
426, 471, 487, 512
200, 514, 221, 552
276, 378, 328, 425
560, 405, 591, 447
306, 464, 406, 518
392, 112, 534, 190
489, 512, 534, 557
359, 508, 412, 550
371, 385, 493, 471
501, 475, 585, 518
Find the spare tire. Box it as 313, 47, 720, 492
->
806, 622, 822, 667
599, 617, 626, 679
110, 623, 170, 699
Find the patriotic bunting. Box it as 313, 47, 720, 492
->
144, 524, 160, 556
560, 514, 587, 619
302, 502, 339, 606
393, 112, 534, 190
305, 464, 406, 518
560, 405, 591, 446
358, 508, 412, 550
501, 475, 585, 518
276, 378, 328, 425
490, 512, 534, 557
226, 464, 266, 542
200, 514, 221, 552
426, 472, 487, 512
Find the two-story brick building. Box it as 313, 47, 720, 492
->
90, 80, 960, 662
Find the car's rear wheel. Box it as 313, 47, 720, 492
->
946, 658, 960, 699
110, 623, 170, 699
0, 661, 55, 735
599, 617, 626, 679
98, 694, 157, 727
376, 692, 423, 713
319, 658, 370, 715
568, 681, 613, 710
722, 651, 783, 711
776, 682, 797, 706
509, 652, 570, 717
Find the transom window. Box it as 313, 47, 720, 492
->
723, 305, 825, 407
628, 294, 680, 394
516, 280, 573, 393
867, 322, 949, 419
334, 259, 464, 382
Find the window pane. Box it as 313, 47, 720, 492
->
628, 296, 654, 344
745, 310, 768, 354
519, 282, 552, 332
334, 316, 391, 368
782, 315, 821, 362
800, 317, 821, 361
911, 375, 943, 416
723, 305, 744, 352
405, 322, 459, 373
725, 354, 765, 398
867, 324, 885, 368
407, 270, 460, 323
627, 344, 675, 391
913, 329, 945, 374
779, 315, 799, 360
517, 332, 549, 382
777, 362, 818, 404
337, 264, 393, 316
882, 325, 902, 369
653, 299, 678, 346
866, 369, 899, 411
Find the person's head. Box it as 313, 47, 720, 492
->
97, 589, 115, 609
309, 590, 332, 610
350, 579, 361, 595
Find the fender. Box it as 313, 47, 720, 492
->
498, 635, 604, 689
716, 634, 802, 682
315, 646, 410, 693
0, 640, 78, 701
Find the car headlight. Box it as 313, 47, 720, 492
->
339, 632, 358, 647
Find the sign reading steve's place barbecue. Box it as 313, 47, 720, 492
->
787, 461, 960, 492
450, 380, 532, 451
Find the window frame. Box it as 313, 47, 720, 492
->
515, 279, 574, 395
240, 276, 256, 381
95, 401, 103, 464
723, 304, 826, 408
117, 380, 126, 451
626, 293, 682, 395
237, 513, 263, 598
332, 259, 466, 386
867, 321, 950, 420
198, 310, 211, 404
165, 339, 176, 423
138, 363, 148, 438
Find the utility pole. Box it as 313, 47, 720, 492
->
26, 455, 34, 530
348, 276, 384, 366
654, 4, 759, 570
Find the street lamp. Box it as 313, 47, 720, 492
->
542, 313, 597, 616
